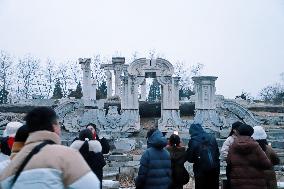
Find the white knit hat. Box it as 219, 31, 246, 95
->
3, 122, 23, 137
252, 126, 267, 140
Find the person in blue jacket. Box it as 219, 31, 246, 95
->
135, 128, 172, 189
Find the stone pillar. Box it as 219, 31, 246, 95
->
90, 79, 97, 101
79, 58, 94, 107
192, 76, 221, 131
140, 80, 147, 101
192, 76, 217, 110
157, 76, 185, 132
105, 70, 112, 98
172, 77, 181, 109
114, 69, 122, 97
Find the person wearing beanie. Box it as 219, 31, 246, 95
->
227, 124, 272, 189
252, 126, 280, 189
0, 125, 29, 174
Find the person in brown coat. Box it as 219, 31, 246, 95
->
227, 124, 272, 189
252, 126, 280, 189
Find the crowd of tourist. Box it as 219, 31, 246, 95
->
0, 107, 281, 189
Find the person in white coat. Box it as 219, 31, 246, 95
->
0, 107, 100, 189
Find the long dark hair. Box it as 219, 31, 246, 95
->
169, 134, 180, 147
228, 121, 243, 137
78, 129, 93, 155
256, 139, 268, 151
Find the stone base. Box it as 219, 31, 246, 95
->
194, 109, 222, 132
158, 109, 191, 133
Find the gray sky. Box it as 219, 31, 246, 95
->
0, 0, 284, 98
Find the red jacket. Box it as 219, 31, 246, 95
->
227, 136, 272, 189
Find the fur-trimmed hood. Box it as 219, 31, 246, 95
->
70, 140, 102, 153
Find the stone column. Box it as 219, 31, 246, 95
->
90, 79, 97, 101
192, 76, 218, 110
192, 76, 221, 131
114, 69, 122, 98
105, 70, 112, 98
79, 58, 93, 106
140, 80, 147, 101
172, 77, 181, 109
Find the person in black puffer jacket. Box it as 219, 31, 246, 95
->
135, 128, 172, 189
70, 129, 106, 189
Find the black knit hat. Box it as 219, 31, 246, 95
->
237, 124, 254, 136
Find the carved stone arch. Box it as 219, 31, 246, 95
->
128, 58, 175, 77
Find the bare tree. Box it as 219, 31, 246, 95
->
56, 62, 72, 97
68, 60, 82, 85
42, 58, 57, 98
280, 72, 284, 83
17, 54, 40, 99
0, 50, 13, 103
174, 61, 204, 90
0, 50, 13, 92
92, 54, 106, 85
131, 51, 139, 61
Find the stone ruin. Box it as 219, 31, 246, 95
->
1, 57, 283, 188
57, 57, 260, 139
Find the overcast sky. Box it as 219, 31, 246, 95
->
0, 0, 284, 98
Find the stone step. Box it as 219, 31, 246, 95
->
103, 171, 119, 180
108, 154, 132, 162
102, 180, 120, 189
267, 131, 284, 140
132, 155, 142, 161
103, 166, 120, 173
216, 138, 284, 149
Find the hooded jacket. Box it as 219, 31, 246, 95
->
0, 131, 100, 189
135, 130, 171, 189
227, 136, 272, 189
186, 124, 220, 177
263, 145, 280, 189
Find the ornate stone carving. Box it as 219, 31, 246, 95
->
127, 58, 174, 77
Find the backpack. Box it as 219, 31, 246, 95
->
196, 135, 219, 173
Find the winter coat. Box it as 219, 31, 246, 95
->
186, 124, 220, 177
0, 131, 100, 189
221, 135, 237, 160
135, 130, 172, 189
227, 136, 272, 189
0, 141, 25, 175
70, 140, 106, 182
166, 145, 187, 188
72, 134, 110, 154
263, 145, 280, 189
